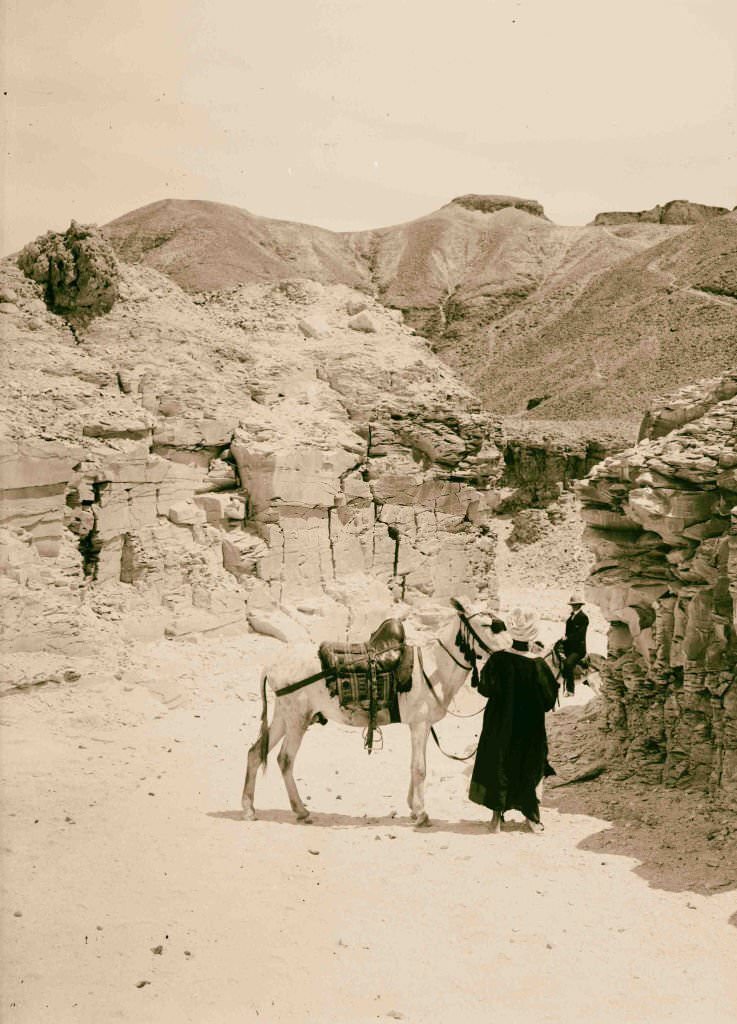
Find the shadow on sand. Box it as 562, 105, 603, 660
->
208, 807, 497, 836
545, 776, 737, 911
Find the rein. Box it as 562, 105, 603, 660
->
437, 639, 471, 670
419, 609, 496, 761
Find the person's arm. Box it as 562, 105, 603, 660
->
476, 655, 500, 700
534, 658, 560, 711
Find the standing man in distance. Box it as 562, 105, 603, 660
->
562, 592, 588, 696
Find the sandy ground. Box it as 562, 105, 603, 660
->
2, 517, 737, 1023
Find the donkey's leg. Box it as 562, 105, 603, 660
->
242, 707, 286, 821
278, 719, 311, 822
409, 720, 431, 828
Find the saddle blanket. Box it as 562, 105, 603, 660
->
326, 668, 401, 723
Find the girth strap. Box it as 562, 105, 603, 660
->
274, 670, 331, 697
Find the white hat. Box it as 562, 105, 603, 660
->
506, 608, 539, 643
568, 592, 585, 606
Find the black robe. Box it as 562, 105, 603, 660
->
469, 646, 559, 823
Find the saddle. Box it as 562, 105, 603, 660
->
552, 639, 591, 675
318, 618, 414, 752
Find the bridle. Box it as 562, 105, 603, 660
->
419, 602, 504, 761
446, 599, 503, 690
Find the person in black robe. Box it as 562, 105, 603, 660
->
469, 608, 559, 834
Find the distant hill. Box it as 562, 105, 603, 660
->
468, 211, 737, 421
105, 199, 369, 293
104, 195, 736, 426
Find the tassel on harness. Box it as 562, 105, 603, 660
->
456, 620, 480, 689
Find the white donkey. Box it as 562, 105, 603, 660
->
242, 599, 507, 828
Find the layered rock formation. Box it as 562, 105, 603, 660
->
499, 419, 629, 510
579, 373, 737, 801
593, 200, 732, 226
1, 233, 504, 674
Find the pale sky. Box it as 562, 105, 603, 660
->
2, 0, 736, 254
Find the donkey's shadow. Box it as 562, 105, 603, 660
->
209, 808, 498, 835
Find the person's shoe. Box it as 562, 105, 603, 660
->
526, 818, 544, 834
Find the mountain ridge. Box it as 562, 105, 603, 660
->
97, 195, 737, 423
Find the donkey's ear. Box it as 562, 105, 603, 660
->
449, 597, 465, 614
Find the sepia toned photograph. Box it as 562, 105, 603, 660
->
1, 1, 736, 1021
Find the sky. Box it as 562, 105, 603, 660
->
2, 0, 736, 254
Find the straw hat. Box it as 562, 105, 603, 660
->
568, 591, 585, 606
506, 608, 539, 643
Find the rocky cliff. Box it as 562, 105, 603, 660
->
592, 199, 732, 226
579, 373, 737, 801
0, 233, 505, 683
499, 419, 630, 510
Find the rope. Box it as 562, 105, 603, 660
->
430, 726, 478, 762
418, 648, 482, 760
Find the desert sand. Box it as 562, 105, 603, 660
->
2, 517, 736, 1024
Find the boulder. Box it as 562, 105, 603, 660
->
347, 311, 377, 333
17, 221, 120, 326
297, 316, 330, 339
167, 501, 207, 527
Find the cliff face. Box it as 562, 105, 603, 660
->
592, 200, 732, 226
578, 374, 737, 800
0, 237, 504, 682
499, 420, 630, 510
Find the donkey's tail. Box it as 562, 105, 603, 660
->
258, 671, 270, 772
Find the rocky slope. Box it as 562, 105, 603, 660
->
466, 211, 737, 420
105, 194, 737, 426
0, 236, 506, 682
578, 372, 737, 802
105, 199, 369, 294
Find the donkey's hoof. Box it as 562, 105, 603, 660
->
242, 806, 257, 822
413, 812, 431, 829
409, 811, 418, 821
296, 811, 312, 824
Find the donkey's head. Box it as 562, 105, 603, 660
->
448, 597, 508, 687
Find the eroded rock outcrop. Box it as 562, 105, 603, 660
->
578, 374, 737, 800
499, 421, 630, 510
17, 222, 120, 327
447, 194, 548, 219
0, 253, 504, 666
592, 199, 731, 226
